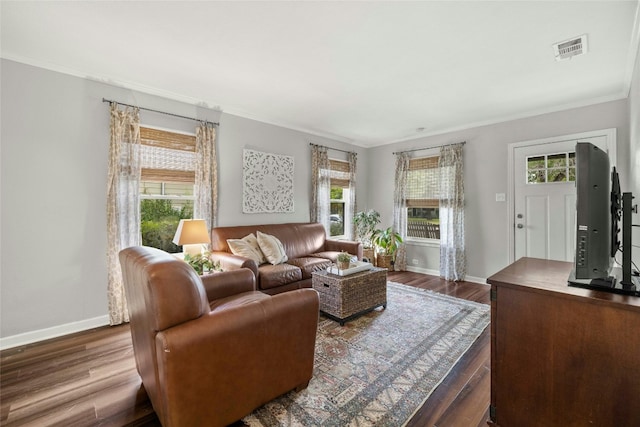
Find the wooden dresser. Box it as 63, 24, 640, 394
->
486, 257, 640, 427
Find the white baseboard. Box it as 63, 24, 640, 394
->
405, 265, 440, 276
0, 315, 110, 350
463, 275, 489, 285
404, 266, 488, 285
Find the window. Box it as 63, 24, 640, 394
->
329, 159, 351, 237
406, 156, 440, 239
527, 152, 576, 184
139, 127, 196, 252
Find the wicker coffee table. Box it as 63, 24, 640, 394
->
311, 267, 387, 325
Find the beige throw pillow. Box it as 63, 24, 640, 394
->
256, 231, 288, 265
241, 233, 266, 264
227, 233, 266, 265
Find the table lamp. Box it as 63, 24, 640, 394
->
172, 219, 211, 256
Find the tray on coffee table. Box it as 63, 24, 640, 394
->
326, 261, 373, 276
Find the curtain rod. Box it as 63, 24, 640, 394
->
102, 98, 219, 126
393, 141, 466, 155
309, 142, 356, 155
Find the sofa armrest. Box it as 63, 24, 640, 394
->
209, 251, 259, 278
154, 288, 319, 427
325, 239, 363, 260
200, 268, 256, 301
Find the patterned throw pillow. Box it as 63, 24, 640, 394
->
256, 231, 288, 265
227, 233, 266, 265
241, 233, 266, 264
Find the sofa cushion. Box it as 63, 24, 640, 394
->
210, 223, 327, 260
258, 263, 302, 290
310, 251, 345, 263
257, 231, 288, 265
287, 257, 333, 279
227, 233, 266, 265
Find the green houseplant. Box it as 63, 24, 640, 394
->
372, 227, 403, 270
353, 210, 380, 263
336, 251, 352, 270
183, 252, 221, 275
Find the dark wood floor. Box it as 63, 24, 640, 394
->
0, 271, 490, 427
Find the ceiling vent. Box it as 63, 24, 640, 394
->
553, 34, 588, 61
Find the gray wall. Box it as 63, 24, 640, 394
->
367, 99, 631, 280
0, 59, 364, 342
1, 55, 636, 344
216, 113, 369, 227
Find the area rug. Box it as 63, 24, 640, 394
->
243, 281, 490, 427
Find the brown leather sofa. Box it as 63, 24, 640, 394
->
119, 246, 319, 427
209, 222, 363, 295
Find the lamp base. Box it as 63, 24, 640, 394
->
183, 244, 204, 257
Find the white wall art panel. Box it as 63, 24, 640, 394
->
243, 149, 294, 213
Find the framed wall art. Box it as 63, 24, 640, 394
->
243, 149, 294, 213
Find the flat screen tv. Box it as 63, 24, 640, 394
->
568, 142, 639, 295
573, 142, 613, 280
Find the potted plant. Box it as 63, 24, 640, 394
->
336, 251, 352, 271
184, 252, 221, 275
353, 210, 380, 263
372, 227, 403, 271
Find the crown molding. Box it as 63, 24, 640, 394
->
364, 92, 628, 148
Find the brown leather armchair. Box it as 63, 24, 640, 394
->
119, 246, 319, 427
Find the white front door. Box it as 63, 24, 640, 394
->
511, 130, 615, 263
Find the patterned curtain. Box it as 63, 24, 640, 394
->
347, 152, 357, 240
194, 123, 218, 237
439, 143, 466, 281
106, 103, 141, 325
393, 152, 410, 271
310, 144, 331, 234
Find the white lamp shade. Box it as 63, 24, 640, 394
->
172, 219, 211, 246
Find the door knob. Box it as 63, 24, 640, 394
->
517, 223, 524, 229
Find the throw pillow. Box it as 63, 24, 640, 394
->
241, 233, 266, 264
256, 231, 288, 265
227, 233, 266, 265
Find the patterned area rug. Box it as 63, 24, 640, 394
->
243, 282, 490, 427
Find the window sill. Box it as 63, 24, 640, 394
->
329, 235, 347, 240
405, 237, 440, 248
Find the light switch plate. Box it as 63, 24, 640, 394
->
496, 193, 506, 202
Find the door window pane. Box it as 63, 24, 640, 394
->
528, 169, 546, 184
547, 153, 566, 168
527, 152, 575, 184
527, 156, 545, 169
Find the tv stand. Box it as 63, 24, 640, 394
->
568, 268, 640, 296
487, 258, 640, 427
590, 275, 616, 288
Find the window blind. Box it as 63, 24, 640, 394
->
406, 156, 439, 207
329, 159, 351, 188
140, 127, 196, 183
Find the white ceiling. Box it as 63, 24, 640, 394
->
2, 1, 639, 147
